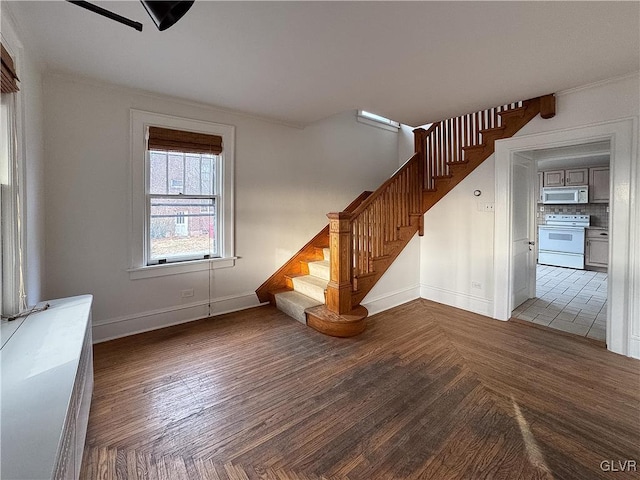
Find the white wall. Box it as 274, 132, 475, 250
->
1, 7, 46, 307
42, 75, 400, 341
418, 74, 639, 326
398, 124, 416, 166
362, 235, 421, 316
419, 158, 497, 315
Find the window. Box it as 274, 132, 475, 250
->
1, 41, 25, 316
129, 111, 235, 279
357, 110, 400, 132
147, 149, 219, 264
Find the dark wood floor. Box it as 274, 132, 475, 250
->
81, 299, 640, 480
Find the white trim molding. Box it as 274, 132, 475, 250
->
129, 109, 235, 279
362, 284, 420, 317
494, 117, 639, 358
92, 292, 264, 342
420, 284, 494, 318
127, 256, 236, 280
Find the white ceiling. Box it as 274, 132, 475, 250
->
6, 1, 640, 127
527, 141, 610, 170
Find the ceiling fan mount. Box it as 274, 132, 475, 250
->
66, 1, 195, 32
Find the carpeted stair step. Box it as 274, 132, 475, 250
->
291, 275, 328, 303
307, 259, 330, 280
274, 290, 322, 324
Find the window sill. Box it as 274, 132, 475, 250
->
128, 257, 236, 280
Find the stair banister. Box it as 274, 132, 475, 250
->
259, 94, 555, 337
413, 122, 440, 190
327, 153, 424, 314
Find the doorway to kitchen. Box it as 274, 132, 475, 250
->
511, 141, 610, 342
494, 118, 636, 357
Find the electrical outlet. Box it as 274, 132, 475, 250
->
471, 281, 482, 290
540, 206, 545, 212
484, 203, 495, 212
181, 288, 194, 298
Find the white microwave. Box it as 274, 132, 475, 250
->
542, 186, 589, 204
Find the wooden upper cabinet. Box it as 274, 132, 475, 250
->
543, 168, 588, 187
589, 166, 610, 203
543, 170, 564, 187
564, 168, 588, 186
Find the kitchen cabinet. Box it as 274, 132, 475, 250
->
543, 168, 588, 187
586, 228, 609, 268
543, 170, 564, 187
565, 168, 589, 186
589, 166, 610, 203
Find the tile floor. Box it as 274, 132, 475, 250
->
512, 264, 607, 342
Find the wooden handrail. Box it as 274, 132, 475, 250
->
349, 153, 421, 219
347, 154, 423, 281
255, 190, 372, 304
415, 101, 525, 190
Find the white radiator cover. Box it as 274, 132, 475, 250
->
1, 295, 93, 480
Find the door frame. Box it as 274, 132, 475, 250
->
492, 118, 637, 357
510, 152, 538, 308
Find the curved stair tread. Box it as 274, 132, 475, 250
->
305, 305, 368, 337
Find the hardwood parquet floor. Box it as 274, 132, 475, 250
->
81, 299, 640, 480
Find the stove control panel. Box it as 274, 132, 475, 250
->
544, 214, 590, 227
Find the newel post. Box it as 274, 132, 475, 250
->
413, 128, 427, 161
326, 211, 353, 315
413, 127, 427, 190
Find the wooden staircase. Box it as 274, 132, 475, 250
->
256, 95, 556, 336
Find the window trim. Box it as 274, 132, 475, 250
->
129, 110, 235, 279
1, 36, 27, 316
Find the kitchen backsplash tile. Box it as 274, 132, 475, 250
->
537, 203, 609, 228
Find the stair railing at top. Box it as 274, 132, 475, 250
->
415, 102, 523, 191
324, 100, 535, 316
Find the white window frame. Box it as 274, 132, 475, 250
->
357, 110, 400, 132
1, 30, 26, 316
129, 110, 235, 279
147, 151, 220, 264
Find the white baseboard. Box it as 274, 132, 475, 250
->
92, 293, 264, 343
628, 335, 640, 360
362, 285, 420, 317
420, 284, 494, 318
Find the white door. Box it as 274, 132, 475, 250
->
511, 156, 536, 310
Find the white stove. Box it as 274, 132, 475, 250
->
538, 215, 590, 269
